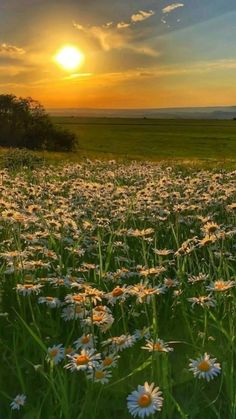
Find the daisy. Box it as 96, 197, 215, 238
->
16, 283, 43, 296
133, 327, 151, 341
127, 382, 163, 418
73, 334, 97, 350
38, 296, 61, 308
103, 334, 136, 352
142, 338, 173, 353
10, 394, 26, 410
188, 295, 216, 308
105, 285, 130, 305
84, 310, 114, 333
47, 344, 65, 365
206, 280, 235, 292
101, 352, 120, 369
61, 305, 87, 321
189, 353, 221, 381
64, 348, 101, 372
87, 366, 112, 384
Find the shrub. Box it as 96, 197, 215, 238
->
0, 148, 44, 170
0, 94, 77, 151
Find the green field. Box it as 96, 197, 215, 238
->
53, 117, 236, 161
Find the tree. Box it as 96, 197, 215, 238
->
0, 94, 76, 151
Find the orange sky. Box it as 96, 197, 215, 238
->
1, 0, 236, 108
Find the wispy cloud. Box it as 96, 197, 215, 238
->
131, 10, 155, 23
0, 43, 25, 56
117, 22, 131, 29
162, 3, 184, 14
73, 15, 158, 57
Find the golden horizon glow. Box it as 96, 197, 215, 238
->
54, 46, 85, 72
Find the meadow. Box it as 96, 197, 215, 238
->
1, 159, 236, 418
53, 117, 236, 162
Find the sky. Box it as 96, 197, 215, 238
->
1, 0, 236, 108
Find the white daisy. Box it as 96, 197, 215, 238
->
101, 352, 120, 369
10, 394, 26, 410
47, 344, 65, 365
87, 366, 112, 384
73, 334, 97, 350
64, 348, 101, 372
127, 382, 163, 418
16, 283, 43, 296
103, 334, 136, 352
38, 296, 61, 308
141, 338, 173, 353
189, 353, 221, 381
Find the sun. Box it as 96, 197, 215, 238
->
55, 46, 85, 71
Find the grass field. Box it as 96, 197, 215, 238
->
53, 117, 236, 161
1, 160, 236, 418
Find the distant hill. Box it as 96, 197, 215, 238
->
48, 106, 236, 120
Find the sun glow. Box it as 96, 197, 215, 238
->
55, 46, 85, 71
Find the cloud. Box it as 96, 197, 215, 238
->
73, 21, 158, 56
131, 10, 155, 23
0, 43, 25, 56
117, 22, 131, 29
162, 3, 184, 14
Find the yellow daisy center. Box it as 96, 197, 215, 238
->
50, 349, 59, 358
117, 338, 126, 345
112, 287, 124, 297
215, 281, 226, 290
103, 357, 113, 367
138, 394, 152, 408
95, 370, 105, 379
46, 296, 54, 301
92, 315, 103, 323
153, 343, 164, 351
82, 335, 90, 344
73, 295, 83, 303
198, 360, 211, 372
76, 355, 89, 365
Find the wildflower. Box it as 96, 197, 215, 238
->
74, 334, 97, 350
65, 348, 101, 372
130, 284, 166, 304
199, 235, 217, 247
188, 273, 209, 284
127, 382, 163, 418
84, 310, 114, 333
47, 344, 65, 365
202, 222, 220, 235
101, 352, 120, 368
38, 296, 61, 308
164, 278, 179, 288
142, 338, 173, 353
188, 295, 216, 308
189, 353, 221, 381
87, 366, 112, 384
105, 285, 130, 305
61, 305, 87, 321
206, 280, 235, 292
154, 248, 174, 256
10, 394, 26, 410
103, 334, 136, 352
16, 283, 43, 296
133, 327, 151, 341
65, 293, 86, 305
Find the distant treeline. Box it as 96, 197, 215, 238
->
0, 95, 76, 151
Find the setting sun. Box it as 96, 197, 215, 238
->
55, 46, 85, 71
